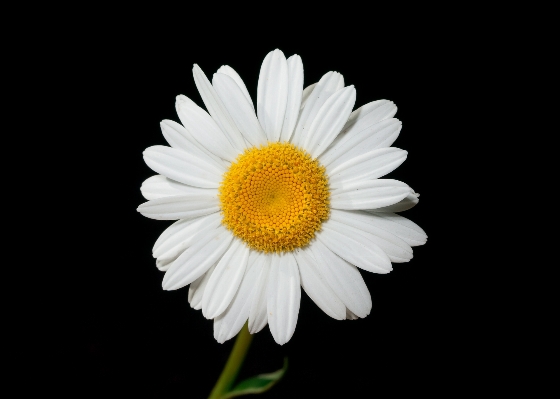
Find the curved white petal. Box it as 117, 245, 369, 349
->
300, 83, 317, 110
141, 175, 218, 201
328, 148, 407, 188
213, 73, 267, 147
344, 100, 397, 131
267, 252, 300, 345
291, 71, 344, 147
361, 211, 427, 246
257, 49, 289, 142
330, 210, 413, 263
330, 179, 411, 210
279, 55, 303, 142
303, 85, 356, 158
307, 241, 372, 318
175, 95, 238, 162
143, 145, 223, 188
248, 253, 270, 334
162, 225, 233, 290
320, 118, 402, 168
153, 213, 222, 260
216, 65, 254, 109
156, 257, 175, 272
326, 100, 397, 155
213, 255, 260, 343
369, 192, 420, 213
192, 64, 246, 153
202, 239, 250, 319
137, 194, 219, 221
153, 218, 191, 254
160, 119, 228, 170
188, 263, 217, 310
293, 248, 345, 320
319, 219, 393, 273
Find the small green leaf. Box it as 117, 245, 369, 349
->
221, 358, 288, 398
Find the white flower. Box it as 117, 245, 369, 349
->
138, 49, 427, 345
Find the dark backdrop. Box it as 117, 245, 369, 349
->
76, 25, 470, 398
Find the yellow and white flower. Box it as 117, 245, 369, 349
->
138, 49, 426, 345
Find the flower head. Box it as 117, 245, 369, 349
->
138, 49, 427, 345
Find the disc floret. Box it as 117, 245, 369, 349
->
219, 142, 330, 253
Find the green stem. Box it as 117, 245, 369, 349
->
207, 322, 253, 399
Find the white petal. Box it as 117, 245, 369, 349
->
279, 55, 303, 142
248, 253, 270, 334
327, 100, 397, 154
153, 218, 190, 254
361, 212, 427, 247
188, 263, 217, 310
293, 248, 345, 320
137, 194, 219, 221
302, 85, 356, 158
162, 225, 233, 290
192, 64, 246, 153
213, 255, 260, 343
213, 73, 267, 147
156, 257, 175, 272
246, 248, 261, 270
328, 148, 407, 188
153, 213, 222, 260
344, 100, 397, 129
291, 72, 344, 147
175, 95, 238, 162
330, 210, 413, 263
369, 192, 420, 213
346, 309, 359, 320
320, 118, 401, 169
216, 65, 254, 110
202, 239, 250, 319
193, 253, 259, 314
143, 145, 223, 188
330, 179, 411, 210
307, 241, 371, 318
257, 49, 289, 142
141, 175, 218, 201
300, 83, 317, 110
160, 120, 228, 169
267, 252, 301, 345
319, 219, 392, 273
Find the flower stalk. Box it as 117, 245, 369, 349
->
207, 322, 253, 399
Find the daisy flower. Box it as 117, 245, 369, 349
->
138, 49, 427, 345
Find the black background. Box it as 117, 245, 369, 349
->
75, 20, 475, 398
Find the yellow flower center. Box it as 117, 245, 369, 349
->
218, 142, 330, 253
